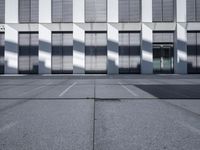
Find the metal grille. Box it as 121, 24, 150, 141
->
153, 32, 174, 43
187, 0, 196, 21
153, 0, 174, 22
85, 0, 107, 22
52, 0, 73, 22
19, 0, 39, 23
19, 33, 39, 74
119, 0, 141, 22
187, 0, 200, 21
52, 32, 73, 74
119, 32, 141, 74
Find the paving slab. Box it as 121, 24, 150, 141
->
0, 99, 94, 150
95, 99, 200, 150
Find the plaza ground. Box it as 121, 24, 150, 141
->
0, 75, 200, 150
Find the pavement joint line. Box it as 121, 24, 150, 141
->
59, 82, 77, 97
19, 86, 46, 97
118, 82, 138, 97
176, 120, 200, 135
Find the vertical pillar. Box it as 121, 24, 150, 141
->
5, 0, 18, 23
4, 25, 18, 74
73, 0, 85, 23
175, 0, 187, 74
39, 0, 52, 23
141, 24, 153, 74
175, 23, 187, 74
108, 0, 118, 23
39, 25, 52, 74
107, 24, 119, 74
73, 24, 85, 74
142, 0, 152, 22
4, 0, 19, 74
177, 0, 186, 23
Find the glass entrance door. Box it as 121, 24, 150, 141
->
153, 44, 174, 74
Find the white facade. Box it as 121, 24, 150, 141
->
0, 0, 200, 74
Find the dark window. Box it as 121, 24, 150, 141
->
52, 0, 73, 23
0, 33, 4, 74
119, 32, 141, 74
18, 32, 39, 74
187, 32, 200, 73
187, 0, 200, 22
19, 0, 39, 23
0, 0, 5, 23
85, 0, 107, 22
52, 32, 73, 74
152, 0, 174, 22
119, 0, 141, 22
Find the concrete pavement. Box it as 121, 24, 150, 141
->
0, 75, 200, 150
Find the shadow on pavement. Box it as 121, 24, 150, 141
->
135, 85, 200, 99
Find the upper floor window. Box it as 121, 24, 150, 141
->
152, 0, 175, 22
187, 0, 200, 22
52, 0, 73, 23
119, 0, 141, 22
19, 0, 39, 23
85, 0, 107, 22
0, 0, 5, 23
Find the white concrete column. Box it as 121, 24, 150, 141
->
73, 0, 85, 23
108, 0, 118, 23
141, 24, 153, 74
107, 24, 119, 74
4, 25, 18, 74
5, 0, 18, 23
175, 23, 187, 74
39, 0, 52, 23
39, 25, 52, 74
142, 0, 152, 22
73, 24, 85, 74
177, 0, 186, 22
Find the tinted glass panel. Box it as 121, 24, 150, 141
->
19, 0, 39, 23
85, 0, 107, 22
52, 0, 73, 22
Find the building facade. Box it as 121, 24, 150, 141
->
0, 0, 199, 74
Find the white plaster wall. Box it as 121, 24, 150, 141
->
5, 0, 18, 23
107, 24, 119, 74
4, 25, 18, 74
142, 0, 152, 22
73, 0, 85, 23
177, 0, 186, 22
108, 0, 118, 23
39, 24, 52, 74
39, 0, 52, 23
141, 24, 153, 74
175, 23, 187, 74
73, 24, 85, 74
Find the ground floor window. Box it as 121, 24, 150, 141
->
119, 32, 141, 74
187, 32, 200, 74
51, 32, 73, 74
85, 32, 107, 74
18, 32, 38, 74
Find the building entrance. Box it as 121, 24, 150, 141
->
153, 44, 174, 74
